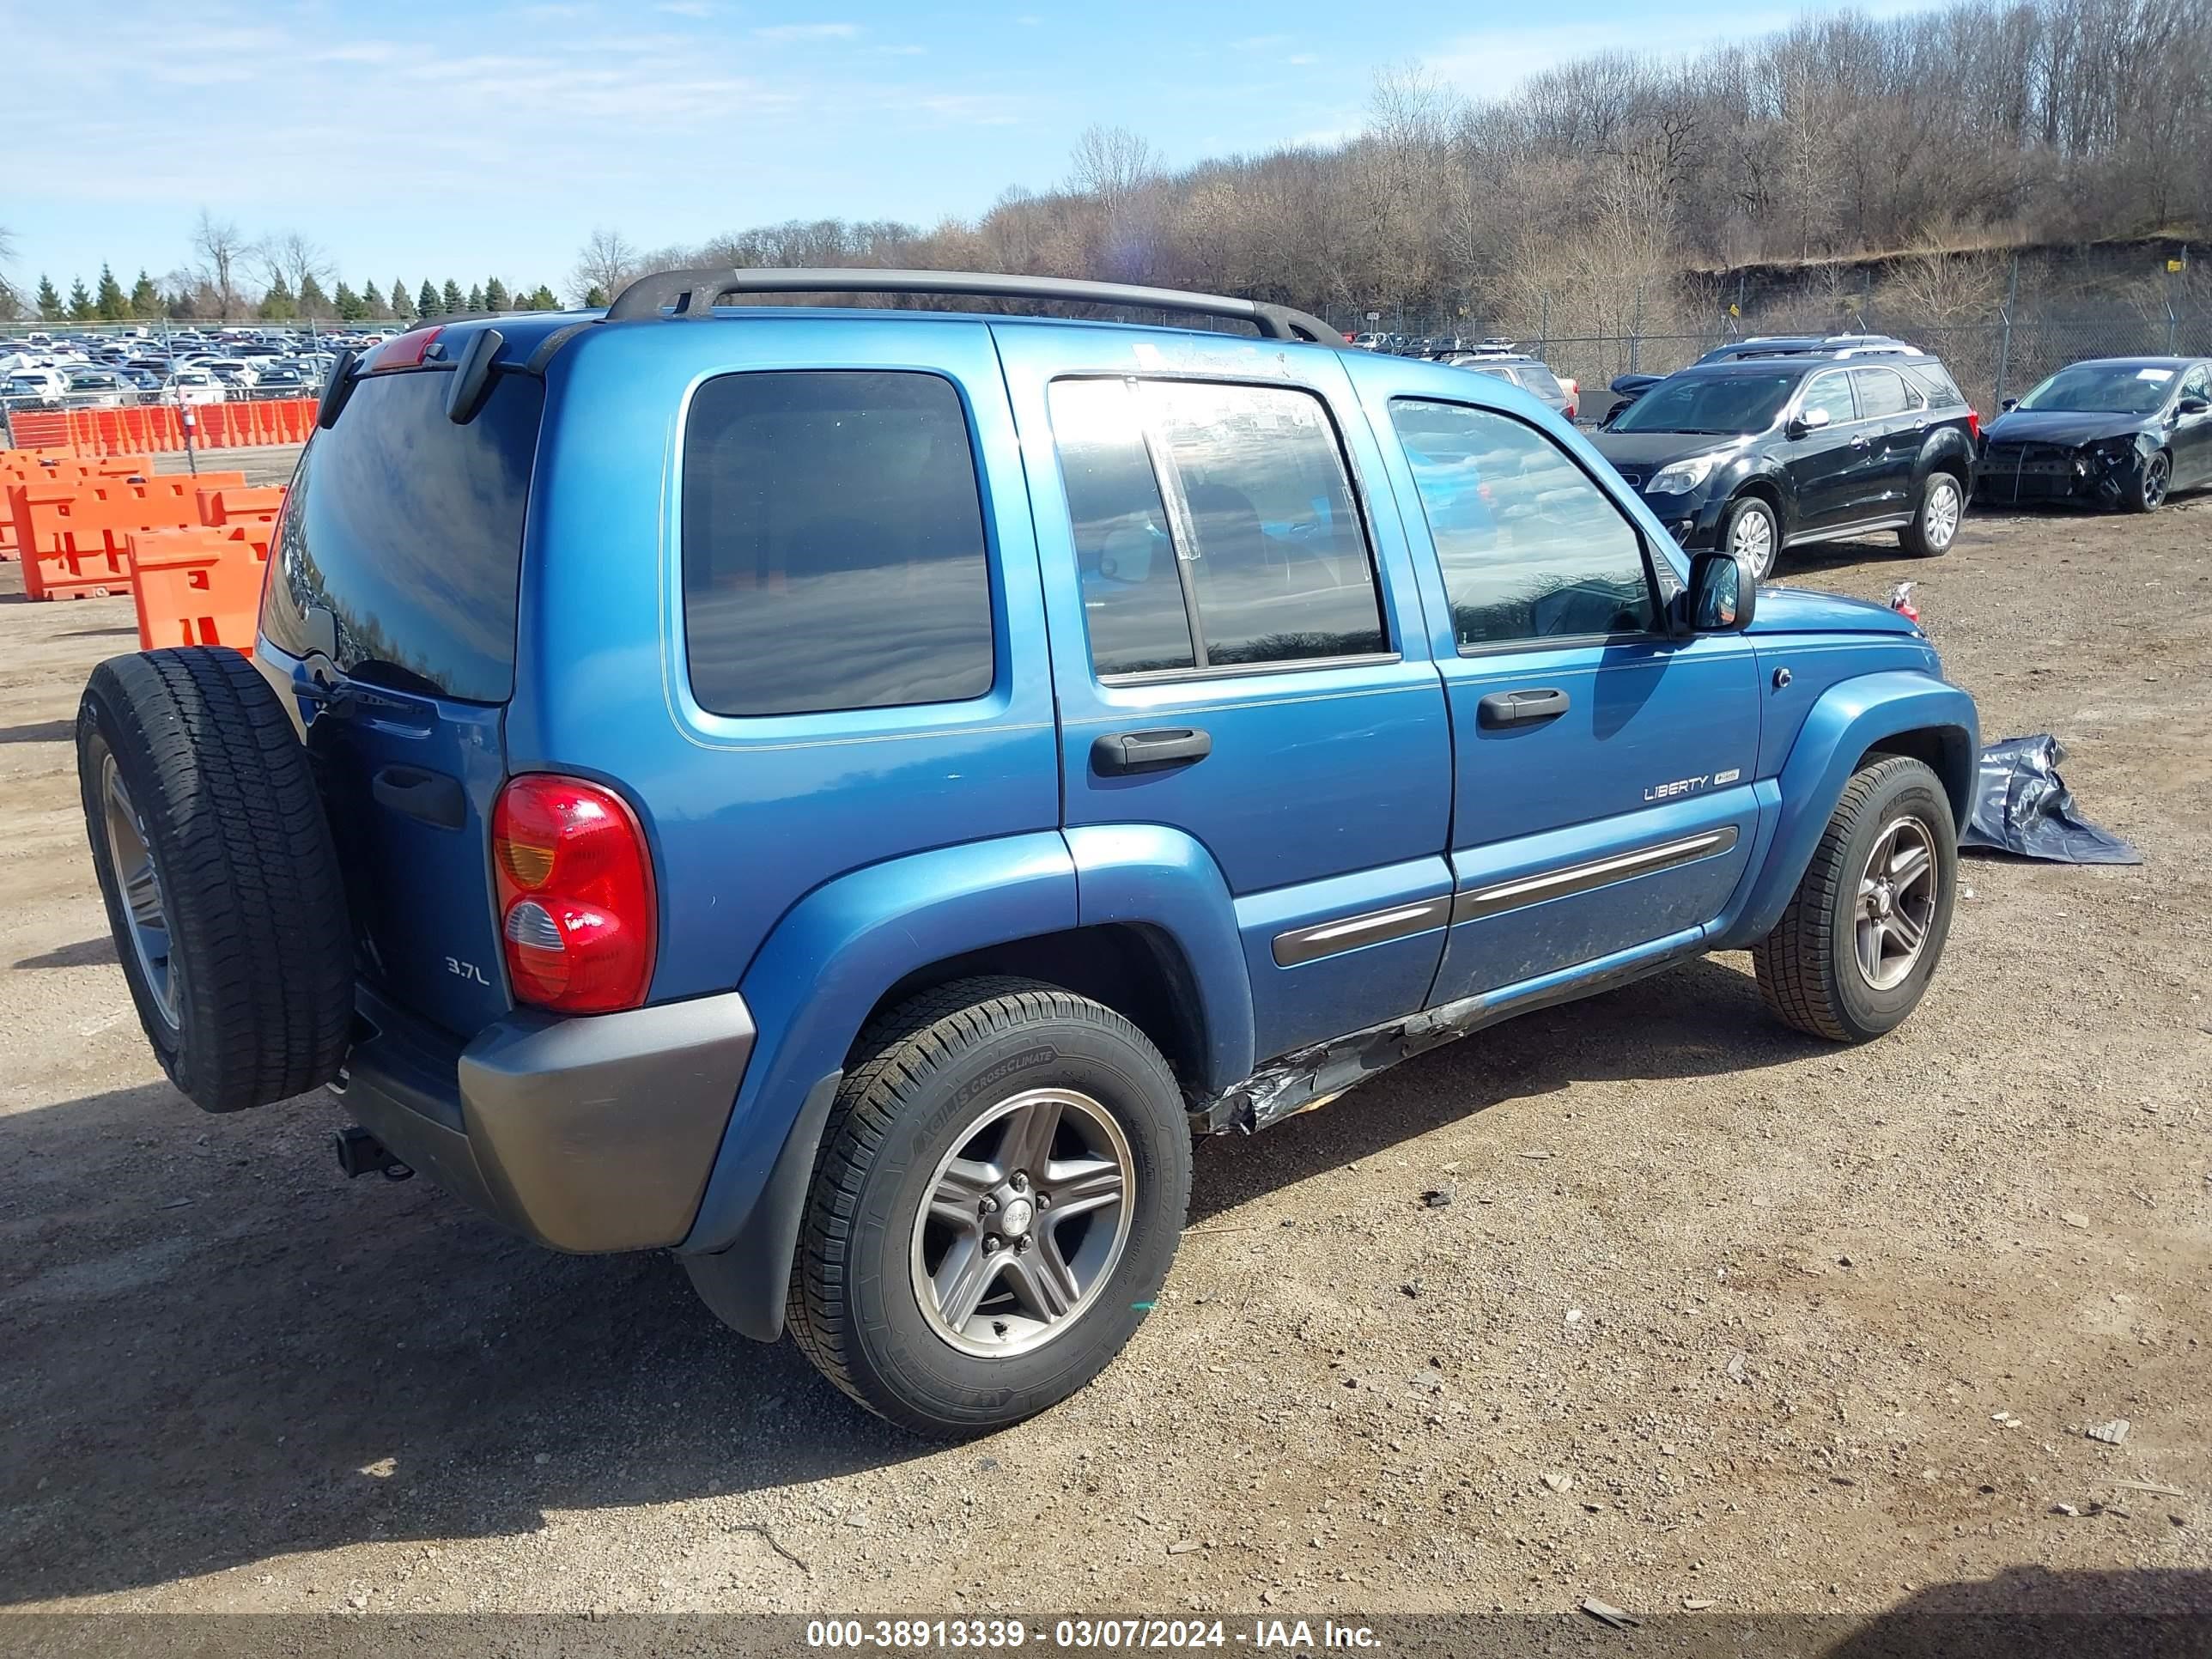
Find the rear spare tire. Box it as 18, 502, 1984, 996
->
77, 648, 354, 1112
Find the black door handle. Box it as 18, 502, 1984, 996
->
372, 764, 467, 830
1476, 688, 1570, 728
1092, 727, 1212, 775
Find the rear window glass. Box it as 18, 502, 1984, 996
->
261, 368, 543, 703
1900, 362, 1965, 406
681, 371, 994, 717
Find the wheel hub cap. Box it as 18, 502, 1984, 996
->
997, 1194, 1035, 1238
100, 753, 179, 1030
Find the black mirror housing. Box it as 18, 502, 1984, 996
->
1674, 550, 1754, 636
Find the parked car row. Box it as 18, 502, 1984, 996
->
1579, 335, 2212, 578
2, 324, 396, 415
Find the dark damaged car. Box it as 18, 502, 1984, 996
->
1977, 357, 2212, 513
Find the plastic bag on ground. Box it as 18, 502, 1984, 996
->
1960, 734, 2141, 865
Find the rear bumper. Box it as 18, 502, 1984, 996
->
332, 982, 755, 1253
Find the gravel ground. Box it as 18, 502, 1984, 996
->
0, 496, 2206, 1638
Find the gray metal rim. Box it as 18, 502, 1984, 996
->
1855, 815, 1938, 992
2142, 453, 2169, 508
1923, 475, 1961, 548
1729, 504, 1777, 580
100, 752, 179, 1030
908, 1086, 1135, 1358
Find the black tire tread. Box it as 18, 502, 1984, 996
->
1752, 754, 1928, 1042
79, 648, 353, 1111
1899, 467, 1966, 557
785, 976, 1172, 1419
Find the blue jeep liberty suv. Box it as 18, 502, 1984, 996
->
76, 270, 1979, 1434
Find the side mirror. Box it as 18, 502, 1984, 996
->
2178, 396, 2211, 416
1999, 398, 2019, 412
1675, 550, 1754, 635
1784, 405, 1831, 441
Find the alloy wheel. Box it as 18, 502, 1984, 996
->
100, 753, 180, 1030
2142, 454, 2170, 509
1854, 815, 1939, 992
1729, 506, 1777, 581
909, 1087, 1135, 1358
1923, 476, 1961, 550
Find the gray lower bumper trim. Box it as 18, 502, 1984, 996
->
337, 987, 756, 1254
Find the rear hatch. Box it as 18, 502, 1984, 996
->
257, 344, 544, 1040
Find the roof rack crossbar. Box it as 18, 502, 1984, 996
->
602, 267, 1340, 344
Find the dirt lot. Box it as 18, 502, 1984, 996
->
1, 494, 2207, 1640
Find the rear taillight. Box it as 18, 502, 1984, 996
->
492, 775, 656, 1014
1966, 407, 1981, 441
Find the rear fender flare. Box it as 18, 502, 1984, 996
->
1711, 671, 1977, 949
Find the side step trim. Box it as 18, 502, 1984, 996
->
1450, 827, 1740, 925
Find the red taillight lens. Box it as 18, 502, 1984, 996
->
371, 325, 442, 371
1966, 407, 1981, 441
492, 775, 656, 1014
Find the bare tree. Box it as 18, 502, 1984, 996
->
568, 227, 638, 304
1067, 125, 1160, 212
255, 230, 331, 298
192, 210, 249, 319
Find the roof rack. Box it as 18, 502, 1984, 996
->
601, 267, 1341, 344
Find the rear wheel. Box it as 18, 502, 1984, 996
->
786, 978, 1191, 1436
1722, 495, 1780, 581
2123, 450, 2170, 514
1899, 470, 1964, 556
77, 649, 353, 1112
1753, 756, 1957, 1043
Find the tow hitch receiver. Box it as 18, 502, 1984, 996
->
334, 1124, 414, 1182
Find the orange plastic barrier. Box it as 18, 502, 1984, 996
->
129, 526, 269, 653
197, 485, 287, 526
7, 401, 319, 459
10, 471, 250, 599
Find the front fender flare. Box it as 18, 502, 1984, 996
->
1711, 671, 1977, 949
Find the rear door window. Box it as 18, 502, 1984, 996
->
261, 368, 544, 703
680, 370, 995, 717
1045, 379, 1387, 677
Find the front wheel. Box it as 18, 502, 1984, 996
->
1721, 495, 1781, 581
1899, 470, 1965, 556
2122, 450, 2171, 514
1753, 756, 1958, 1043
785, 978, 1192, 1437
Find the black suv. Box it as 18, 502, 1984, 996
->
1589, 350, 1978, 580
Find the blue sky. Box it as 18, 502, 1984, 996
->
2, 0, 1938, 297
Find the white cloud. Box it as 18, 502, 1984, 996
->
752, 21, 860, 40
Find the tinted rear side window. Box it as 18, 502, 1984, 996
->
681, 371, 994, 717
261, 368, 543, 702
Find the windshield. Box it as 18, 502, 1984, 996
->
1609, 372, 1799, 434
2016, 364, 2176, 415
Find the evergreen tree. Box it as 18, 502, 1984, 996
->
298, 272, 331, 319
441, 278, 465, 313
418, 279, 442, 318
361, 279, 387, 319
583, 283, 608, 307
528, 283, 560, 309
483, 276, 511, 312
260, 276, 297, 320
35, 274, 63, 320
391, 277, 412, 321
67, 276, 95, 321
463, 283, 484, 312
333, 281, 363, 321
94, 264, 128, 321
0, 278, 21, 323
128, 270, 161, 317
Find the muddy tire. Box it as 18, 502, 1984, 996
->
787, 977, 1191, 1437
77, 649, 353, 1113
1753, 756, 1957, 1044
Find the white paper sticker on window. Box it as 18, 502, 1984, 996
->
2138, 368, 2174, 381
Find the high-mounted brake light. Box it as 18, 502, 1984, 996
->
492, 775, 657, 1014
371, 325, 443, 372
